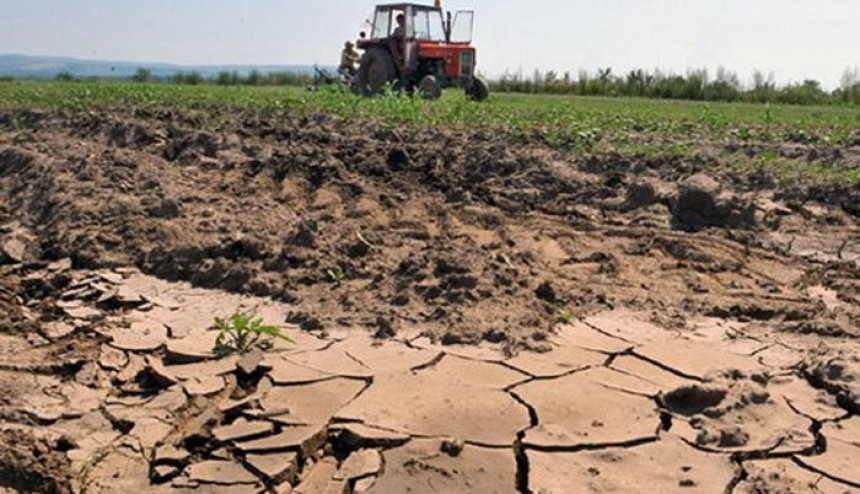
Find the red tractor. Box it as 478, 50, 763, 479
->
355, 2, 489, 101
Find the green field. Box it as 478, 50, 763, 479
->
1, 80, 858, 184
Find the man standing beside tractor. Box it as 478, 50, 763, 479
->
339, 41, 361, 77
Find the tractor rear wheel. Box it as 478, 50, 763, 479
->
418, 75, 442, 100
357, 48, 397, 96
466, 76, 490, 102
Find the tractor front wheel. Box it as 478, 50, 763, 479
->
418, 75, 442, 100
465, 76, 490, 102
357, 48, 397, 96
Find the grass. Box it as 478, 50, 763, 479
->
1, 80, 857, 184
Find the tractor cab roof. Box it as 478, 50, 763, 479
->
374, 3, 442, 12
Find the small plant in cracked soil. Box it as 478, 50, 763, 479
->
213, 312, 293, 356
556, 310, 574, 324
326, 266, 346, 284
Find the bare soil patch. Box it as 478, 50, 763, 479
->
0, 108, 857, 493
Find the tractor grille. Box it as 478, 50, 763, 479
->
460, 52, 474, 77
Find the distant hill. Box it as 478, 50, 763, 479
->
0, 54, 328, 79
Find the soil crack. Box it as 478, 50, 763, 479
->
628, 350, 707, 382
724, 457, 749, 494
791, 456, 860, 489
508, 391, 538, 494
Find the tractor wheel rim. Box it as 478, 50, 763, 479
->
419, 79, 436, 98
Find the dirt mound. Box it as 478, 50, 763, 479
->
661, 384, 728, 416
1, 108, 857, 349
661, 372, 830, 454
0, 222, 39, 265
777, 182, 860, 218
801, 349, 859, 414
0, 429, 73, 494
672, 173, 756, 230
736, 459, 840, 494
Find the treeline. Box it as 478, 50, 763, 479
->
14, 65, 860, 106
130, 68, 313, 86
33, 68, 314, 86
492, 67, 860, 106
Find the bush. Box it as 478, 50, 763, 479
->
245, 69, 262, 86
216, 71, 241, 86
171, 71, 203, 85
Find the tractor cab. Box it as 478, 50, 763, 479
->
362, 3, 472, 44
355, 2, 488, 101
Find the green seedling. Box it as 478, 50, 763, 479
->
214, 312, 293, 356
758, 150, 779, 164
736, 127, 752, 140
556, 310, 573, 324
764, 103, 773, 139
326, 267, 345, 283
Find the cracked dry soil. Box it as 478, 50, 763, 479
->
0, 108, 858, 493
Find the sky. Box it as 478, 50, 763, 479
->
1, 0, 858, 89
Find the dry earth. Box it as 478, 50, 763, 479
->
0, 108, 858, 493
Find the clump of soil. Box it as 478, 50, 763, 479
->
662, 373, 825, 453
0, 429, 73, 494
673, 173, 756, 230
801, 349, 859, 414
661, 384, 728, 416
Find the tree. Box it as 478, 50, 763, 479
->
246, 69, 262, 86
840, 66, 859, 89
184, 71, 203, 85
132, 67, 152, 83
216, 71, 240, 85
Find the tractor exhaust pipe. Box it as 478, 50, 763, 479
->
445, 11, 452, 43
435, 0, 452, 43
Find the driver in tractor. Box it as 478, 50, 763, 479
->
339, 41, 361, 77
389, 13, 408, 75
